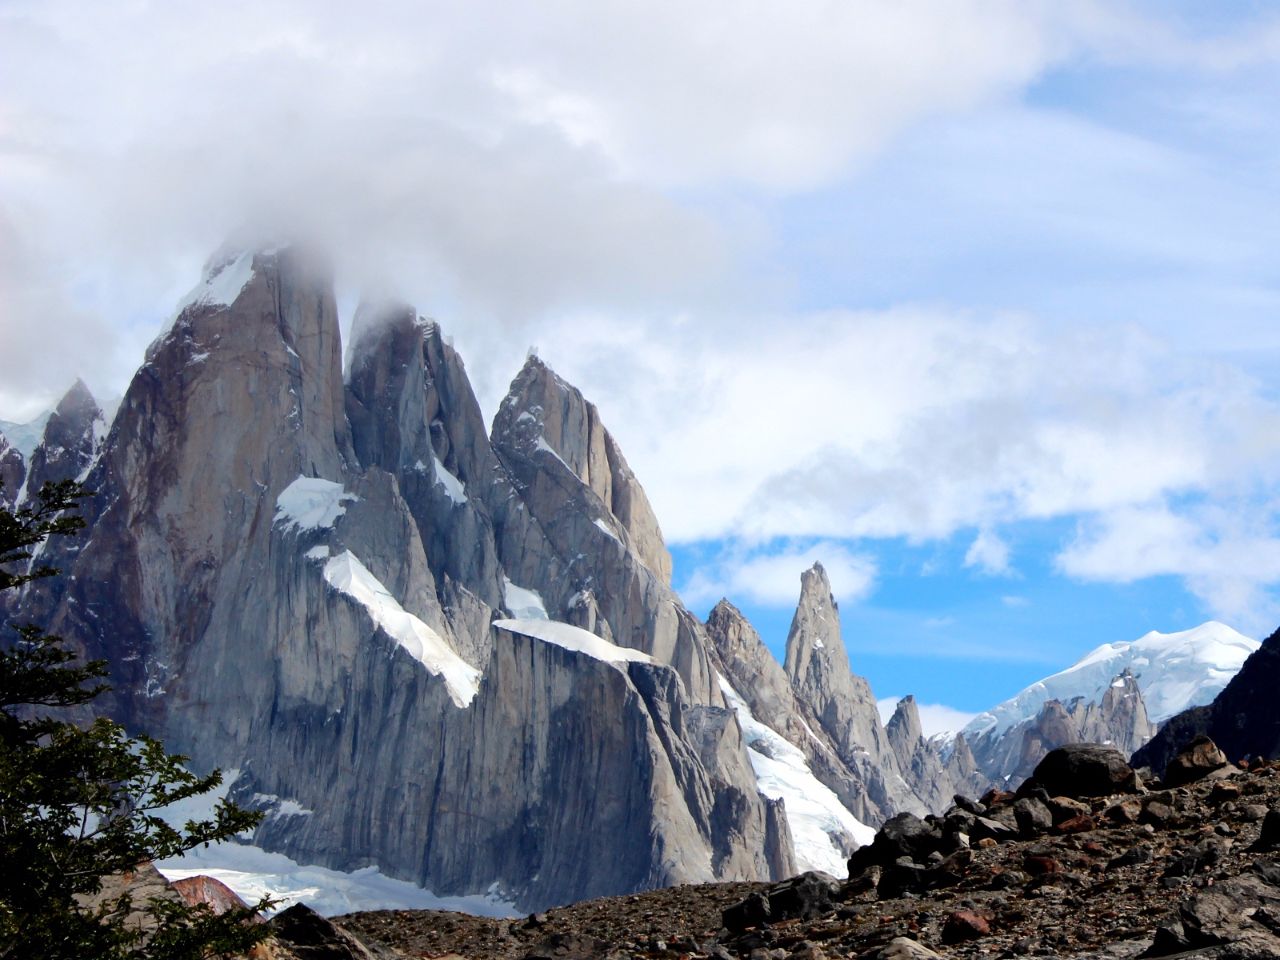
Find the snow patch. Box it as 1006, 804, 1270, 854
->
494, 619, 652, 666
964, 620, 1259, 740
153, 772, 517, 918
274, 477, 357, 532
534, 436, 573, 472
151, 250, 258, 351
718, 675, 874, 876
503, 578, 549, 620
433, 458, 468, 504
324, 551, 479, 708
304, 545, 330, 561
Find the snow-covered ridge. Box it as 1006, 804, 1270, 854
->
274, 477, 357, 532
324, 550, 480, 708
494, 619, 652, 665
964, 621, 1259, 740
718, 675, 875, 877
151, 249, 260, 352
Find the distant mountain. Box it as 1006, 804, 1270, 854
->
0, 411, 51, 459
959, 622, 1257, 785
1133, 624, 1280, 772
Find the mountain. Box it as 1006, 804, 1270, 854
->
0, 381, 106, 510
15, 246, 804, 912
959, 621, 1257, 784
1133, 623, 1280, 771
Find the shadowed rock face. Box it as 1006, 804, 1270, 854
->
1135, 625, 1280, 771
0, 435, 22, 509
18, 246, 793, 910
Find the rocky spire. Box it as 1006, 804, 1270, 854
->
492, 355, 671, 584
783, 563, 921, 820
886, 696, 925, 770
22, 379, 102, 498
344, 302, 507, 663
784, 563, 889, 764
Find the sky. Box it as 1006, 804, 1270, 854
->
4, 1, 1280, 731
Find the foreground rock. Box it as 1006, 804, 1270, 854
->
340, 750, 1280, 960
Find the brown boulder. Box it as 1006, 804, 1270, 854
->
1164, 736, 1231, 788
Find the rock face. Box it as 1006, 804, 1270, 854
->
19, 245, 792, 911
1135, 624, 1280, 773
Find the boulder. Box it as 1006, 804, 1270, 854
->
1026, 744, 1140, 798
1163, 735, 1231, 788
848, 813, 943, 874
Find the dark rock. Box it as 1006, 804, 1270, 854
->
848, 814, 943, 874
971, 816, 1017, 844
1161, 837, 1229, 879
267, 903, 387, 959
763, 872, 838, 922
724, 872, 838, 931
1140, 801, 1175, 827
723, 892, 773, 932
1027, 744, 1140, 798
952, 794, 985, 815
1013, 797, 1053, 836
1108, 845, 1153, 869
878, 861, 932, 899
1210, 780, 1243, 803
1250, 809, 1280, 852
1163, 735, 1231, 788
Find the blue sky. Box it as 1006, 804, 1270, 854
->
3, 1, 1280, 728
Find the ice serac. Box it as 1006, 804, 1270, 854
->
21, 248, 793, 911
490, 355, 712, 701
783, 563, 921, 822
23, 379, 104, 498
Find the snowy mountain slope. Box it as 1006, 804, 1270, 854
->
964, 621, 1259, 741
717, 674, 876, 877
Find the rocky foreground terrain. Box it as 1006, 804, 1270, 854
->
270, 737, 1280, 960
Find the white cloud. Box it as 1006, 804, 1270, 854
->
1057, 500, 1280, 635
964, 527, 1012, 576
876, 697, 978, 738
679, 541, 876, 611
